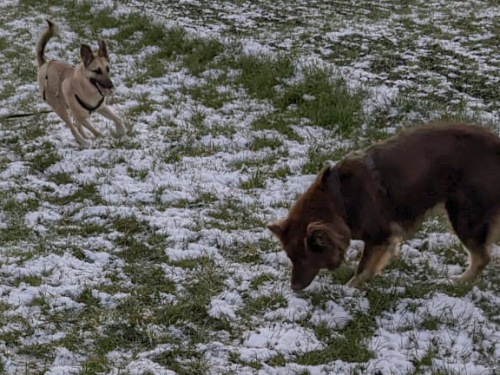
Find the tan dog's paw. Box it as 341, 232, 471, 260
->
450, 272, 479, 284
111, 123, 127, 138
77, 138, 92, 148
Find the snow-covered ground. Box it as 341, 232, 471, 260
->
1, 0, 500, 374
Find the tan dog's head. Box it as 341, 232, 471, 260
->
268, 167, 351, 291
80, 40, 114, 96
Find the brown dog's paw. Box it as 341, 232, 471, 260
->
346, 275, 365, 289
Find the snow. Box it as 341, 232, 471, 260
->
240, 323, 324, 361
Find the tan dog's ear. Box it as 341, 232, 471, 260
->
98, 39, 109, 60
267, 220, 286, 239
80, 44, 93, 66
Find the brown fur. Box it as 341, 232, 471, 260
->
36, 20, 125, 147
269, 123, 500, 290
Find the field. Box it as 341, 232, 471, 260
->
1, 0, 500, 374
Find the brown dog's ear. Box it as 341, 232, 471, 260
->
267, 220, 286, 239
319, 166, 332, 185
98, 39, 109, 60
306, 222, 344, 269
306, 222, 333, 252
80, 44, 93, 66
307, 221, 350, 249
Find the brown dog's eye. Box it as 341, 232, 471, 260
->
106, 66, 110, 72
93, 68, 102, 75
307, 235, 325, 252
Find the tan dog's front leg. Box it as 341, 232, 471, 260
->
78, 117, 102, 138
76, 122, 91, 139
97, 104, 126, 137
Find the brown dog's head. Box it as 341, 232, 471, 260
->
268, 167, 351, 291
80, 40, 114, 96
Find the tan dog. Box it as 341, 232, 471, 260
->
36, 19, 125, 147
269, 124, 500, 291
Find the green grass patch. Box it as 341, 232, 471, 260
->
183, 39, 225, 76
231, 54, 295, 100
251, 113, 303, 141
183, 81, 232, 110
249, 136, 283, 151
29, 141, 60, 173
51, 182, 104, 206
242, 293, 287, 316
206, 199, 267, 231
47, 171, 73, 185
278, 67, 366, 134
239, 170, 266, 190
301, 144, 351, 174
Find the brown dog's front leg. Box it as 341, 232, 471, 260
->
347, 238, 399, 288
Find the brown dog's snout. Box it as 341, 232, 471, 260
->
291, 263, 320, 291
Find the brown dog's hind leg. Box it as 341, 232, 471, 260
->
347, 237, 400, 288
457, 246, 491, 282
445, 196, 493, 283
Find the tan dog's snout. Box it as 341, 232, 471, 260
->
91, 76, 114, 96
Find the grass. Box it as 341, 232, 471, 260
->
230, 54, 295, 100
251, 113, 303, 141
249, 136, 283, 151
302, 144, 351, 174
278, 67, 366, 134
239, 170, 266, 190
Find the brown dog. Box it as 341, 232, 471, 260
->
36, 20, 125, 147
268, 124, 500, 290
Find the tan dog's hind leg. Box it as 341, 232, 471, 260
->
52, 106, 91, 147
97, 104, 126, 137
347, 237, 400, 288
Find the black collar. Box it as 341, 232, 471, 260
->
75, 93, 104, 114
74, 78, 105, 114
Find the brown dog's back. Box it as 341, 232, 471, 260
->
367, 124, 500, 228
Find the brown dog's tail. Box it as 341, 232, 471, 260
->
36, 19, 59, 67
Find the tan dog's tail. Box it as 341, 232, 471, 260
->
36, 19, 59, 67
